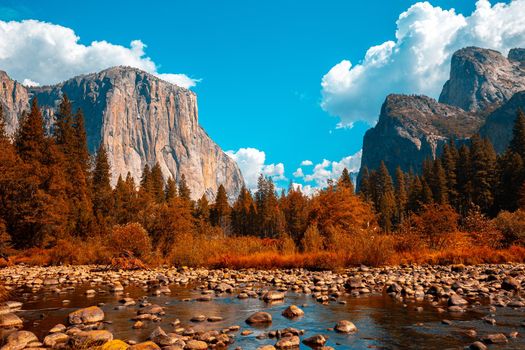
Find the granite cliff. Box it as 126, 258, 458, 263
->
0, 67, 244, 200
360, 47, 525, 178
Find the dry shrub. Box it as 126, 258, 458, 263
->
278, 233, 297, 254
47, 238, 111, 265
11, 248, 52, 265
462, 210, 503, 248
109, 223, 152, 259
494, 209, 525, 246
346, 230, 395, 266
0, 284, 9, 302
409, 204, 459, 250
301, 225, 324, 253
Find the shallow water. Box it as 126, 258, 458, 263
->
12, 283, 525, 349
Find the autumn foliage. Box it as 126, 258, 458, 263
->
2, 99, 525, 269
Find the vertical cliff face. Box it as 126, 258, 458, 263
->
479, 91, 525, 154
359, 47, 525, 179
439, 47, 525, 112
360, 94, 483, 176
0, 71, 30, 136
0, 67, 244, 200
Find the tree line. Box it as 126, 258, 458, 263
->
360, 109, 525, 233
0, 96, 375, 258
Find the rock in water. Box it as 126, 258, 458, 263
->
0, 67, 244, 200
246, 312, 272, 325
68, 306, 105, 324
334, 320, 358, 333
282, 305, 304, 318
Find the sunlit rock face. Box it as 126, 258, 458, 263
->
439, 47, 525, 113
0, 66, 244, 200
359, 47, 525, 180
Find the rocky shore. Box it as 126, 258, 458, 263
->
0, 264, 524, 349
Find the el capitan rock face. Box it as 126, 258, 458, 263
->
0, 67, 244, 200
360, 94, 482, 176
360, 47, 525, 179
439, 47, 525, 112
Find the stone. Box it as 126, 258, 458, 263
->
184, 340, 208, 350
49, 324, 66, 333
71, 330, 114, 347
43, 332, 69, 347
481, 333, 508, 344
0, 313, 23, 328
282, 305, 304, 319
302, 334, 327, 348
468, 341, 488, 350
334, 320, 357, 333
68, 306, 105, 324
275, 336, 300, 349
128, 341, 161, 350
262, 291, 285, 302
101, 340, 130, 350
501, 277, 520, 291
5, 330, 38, 350
246, 312, 272, 325
448, 295, 468, 306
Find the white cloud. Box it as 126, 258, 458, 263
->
293, 168, 304, 178
0, 20, 198, 88
226, 148, 286, 190
300, 160, 313, 166
303, 150, 362, 188
291, 183, 317, 197
321, 0, 525, 126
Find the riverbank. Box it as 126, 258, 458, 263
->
0, 264, 524, 349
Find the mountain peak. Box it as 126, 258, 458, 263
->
439, 46, 525, 112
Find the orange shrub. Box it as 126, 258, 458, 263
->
109, 223, 152, 259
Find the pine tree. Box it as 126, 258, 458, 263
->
178, 174, 191, 201
431, 159, 448, 204
441, 141, 459, 209
15, 99, 47, 164
421, 179, 434, 205
164, 177, 177, 201
376, 161, 396, 232
281, 183, 309, 242
211, 184, 231, 233
338, 168, 354, 192
510, 109, 525, 159
358, 166, 371, 201
470, 135, 496, 213
92, 144, 114, 226
149, 162, 165, 203
456, 144, 472, 215
195, 195, 210, 223
408, 175, 423, 212
14, 99, 69, 246
395, 167, 408, 224
231, 185, 255, 236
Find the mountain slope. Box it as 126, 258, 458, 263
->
0, 67, 244, 200
360, 94, 482, 176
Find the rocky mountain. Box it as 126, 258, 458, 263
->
360, 94, 483, 175
360, 46, 525, 178
479, 91, 525, 154
0, 67, 244, 200
439, 47, 525, 112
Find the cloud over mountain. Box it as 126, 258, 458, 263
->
226, 148, 286, 190
321, 0, 525, 127
0, 19, 197, 88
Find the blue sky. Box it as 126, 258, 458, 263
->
2, 0, 521, 192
